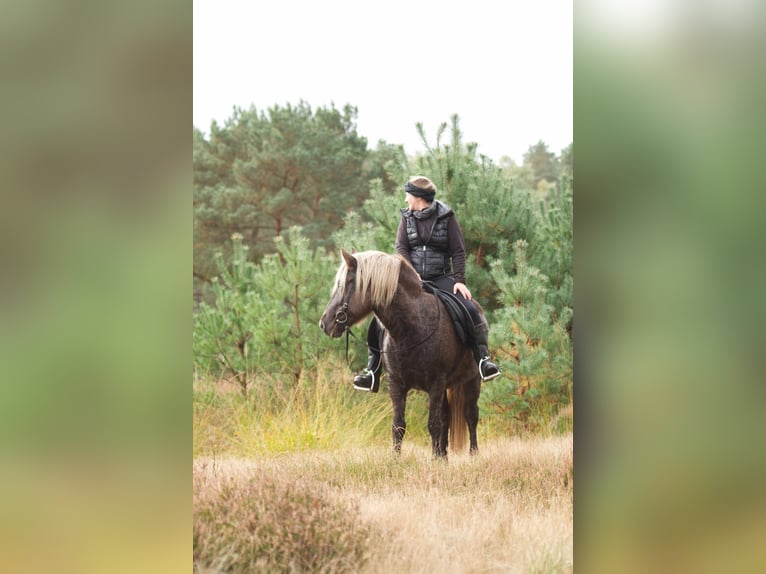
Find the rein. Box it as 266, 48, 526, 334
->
332, 285, 357, 363
344, 328, 358, 364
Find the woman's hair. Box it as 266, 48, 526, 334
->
408, 175, 436, 192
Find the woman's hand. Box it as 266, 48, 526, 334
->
454, 282, 472, 300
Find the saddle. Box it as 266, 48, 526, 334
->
421, 280, 477, 353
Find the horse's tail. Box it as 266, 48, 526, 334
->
447, 387, 467, 452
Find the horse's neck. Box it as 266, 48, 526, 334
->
374, 271, 433, 340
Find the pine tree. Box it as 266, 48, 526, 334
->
523, 140, 559, 187
193, 102, 370, 287
193, 234, 261, 397
482, 239, 573, 431
528, 176, 574, 323
193, 228, 337, 395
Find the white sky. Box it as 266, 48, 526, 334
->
193, 0, 572, 164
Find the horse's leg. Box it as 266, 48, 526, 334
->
439, 390, 450, 455
390, 383, 407, 455
465, 378, 481, 455
428, 386, 447, 459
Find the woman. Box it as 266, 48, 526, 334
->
353, 176, 500, 392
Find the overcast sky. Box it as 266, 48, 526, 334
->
193, 0, 572, 164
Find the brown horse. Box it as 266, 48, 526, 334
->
319, 249, 482, 458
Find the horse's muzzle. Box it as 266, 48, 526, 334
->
319, 316, 344, 338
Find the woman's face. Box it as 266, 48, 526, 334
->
405, 192, 427, 211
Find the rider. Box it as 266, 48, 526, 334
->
353, 176, 500, 392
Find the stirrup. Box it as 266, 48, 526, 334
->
479, 357, 501, 381
353, 369, 377, 392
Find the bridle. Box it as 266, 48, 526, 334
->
332, 273, 356, 329
330, 275, 358, 362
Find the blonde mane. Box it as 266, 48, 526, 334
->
332, 251, 403, 308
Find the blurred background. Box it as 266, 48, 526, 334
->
2, 0, 765, 572
0, 1, 190, 572
576, 0, 766, 571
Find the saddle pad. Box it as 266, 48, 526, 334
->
421, 280, 476, 348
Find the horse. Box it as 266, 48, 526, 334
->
319, 249, 483, 458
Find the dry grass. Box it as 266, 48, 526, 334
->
193, 434, 573, 573
193, 466, 371, 573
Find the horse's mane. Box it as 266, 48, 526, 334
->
333, 250, 406, 308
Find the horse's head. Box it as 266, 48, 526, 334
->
319, 249, 369, 337
319, 249, 400, 337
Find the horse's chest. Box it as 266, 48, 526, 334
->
383, 348, 444, 390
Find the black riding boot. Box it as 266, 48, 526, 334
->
474, 322, 500, 382
353, 319, 382, 392
460, 297, 501, 382
353, 350, 382, 392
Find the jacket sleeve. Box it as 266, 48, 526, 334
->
447, 215, 467, 284
395, 216, 412, 263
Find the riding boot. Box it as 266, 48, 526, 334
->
461, 299, 500, 382
353, 319, 383, 392
353, 349, 382, 392
474, 323, 500, 382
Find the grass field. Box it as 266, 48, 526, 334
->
193, 366, 572, 572
193, 434, 573, 573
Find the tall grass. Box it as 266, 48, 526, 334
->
193, 357, 438, 457
194, 356, 571, 459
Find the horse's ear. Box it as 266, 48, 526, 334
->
341, 249, 357, 270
